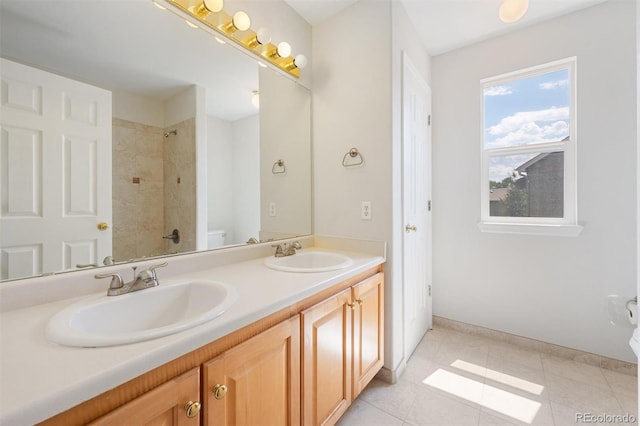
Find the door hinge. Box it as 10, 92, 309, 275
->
428, 285, 432, 296
428, 200, 432, 211
428, 115, 431, 126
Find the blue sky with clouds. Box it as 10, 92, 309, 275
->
484, 68, 570, 181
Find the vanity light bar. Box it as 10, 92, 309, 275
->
156, 0, 302, 78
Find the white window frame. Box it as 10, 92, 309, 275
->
479, 57, 583, 237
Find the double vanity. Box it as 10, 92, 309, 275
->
0, 236, 385, 425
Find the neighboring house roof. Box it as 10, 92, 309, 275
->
515, 137, 568, 172
489, 187, 510, 202
515, 152, 552, 172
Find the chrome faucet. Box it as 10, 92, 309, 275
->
95, 262, 168, 296
273, 241, 302, 257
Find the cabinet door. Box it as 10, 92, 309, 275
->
352, 273, 384, 398
90, 368, 200, 426
301, 288, 352, 426
203, 316, 301, 426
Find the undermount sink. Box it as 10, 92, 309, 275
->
264, 250, 353, 273
45, 280, 238, 347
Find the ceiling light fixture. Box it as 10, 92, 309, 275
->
195, 0, 223, 16
276, 42, 291, 58
499, 0, 529, 23
156, 0, 306, 78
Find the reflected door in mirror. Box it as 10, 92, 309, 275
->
0, 59, 112, 280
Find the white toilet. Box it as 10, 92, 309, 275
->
207, 230, 226, 249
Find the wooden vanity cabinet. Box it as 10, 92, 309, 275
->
39, 266, 383, 426
203, 316, 301, 426
302, 288, 353, 426
352, 273, 385, 398
89, 367, 201, 426
301, 273, 384, 426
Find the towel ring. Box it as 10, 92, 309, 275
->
272, 159, 286, 174
342, 148, 364, 167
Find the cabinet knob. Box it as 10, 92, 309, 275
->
356, 298, 364, 306
213, 383, 228, 399
184, 400, 201, 418
347, 302, 356, 310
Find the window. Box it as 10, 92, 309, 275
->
479, 58, 582, 236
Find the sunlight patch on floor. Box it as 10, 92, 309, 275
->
423, 369, 541, 424
451, 359, 545, 395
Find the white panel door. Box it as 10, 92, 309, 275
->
0, 58, 112, 280
402, 53, 432, 358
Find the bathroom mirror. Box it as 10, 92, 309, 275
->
0, 0, 311, 281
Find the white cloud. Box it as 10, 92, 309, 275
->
484, 85, 512, 96
539, 79, 568, 90
485, 107, 569, 148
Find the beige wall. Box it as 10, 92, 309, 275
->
432, 1, 637, 362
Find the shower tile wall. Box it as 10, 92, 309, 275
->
163, 118, 197, 254
112, 118, 165, 261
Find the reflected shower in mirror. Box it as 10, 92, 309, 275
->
0, 0, 311, 282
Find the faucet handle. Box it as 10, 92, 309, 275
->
142, 261, 168, 281
94, 272, 124, 290
271, 243, 286, 257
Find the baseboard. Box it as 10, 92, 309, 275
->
433, 316, 637, 377
375, 360, 406, 384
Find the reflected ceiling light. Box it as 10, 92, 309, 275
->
214, 36, 226, 44
499, 0, 529, 23
185, 19, 198, 28
258, 62, 267, 68
153, 1, 167, 10
251, 90, 260, 108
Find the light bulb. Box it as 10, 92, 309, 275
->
256, 27, 271, 45
203, 0, 223, 13
294, 54, 308, 69
233, 11, 251, 31
499, 0, 529, 23
277, 41, 291, 58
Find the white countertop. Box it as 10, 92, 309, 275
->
0, 237, 385, 425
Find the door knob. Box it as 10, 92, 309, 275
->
97, 222, 109, 231
405, 224, 417, 233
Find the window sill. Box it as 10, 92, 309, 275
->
478, 222, 584, 237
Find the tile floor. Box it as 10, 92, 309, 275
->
337, 326, 638, 426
